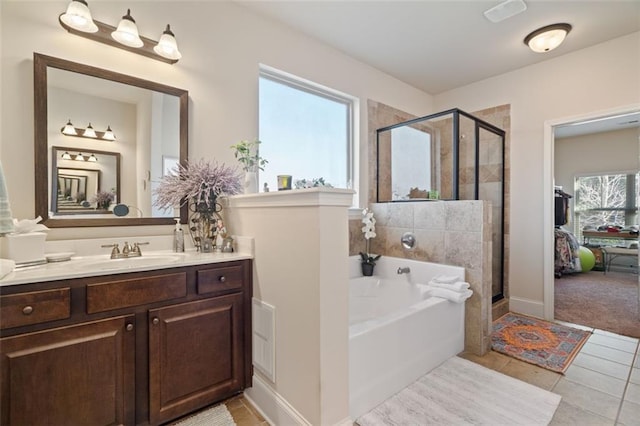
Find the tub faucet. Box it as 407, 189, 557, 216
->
397, 267, 411, 275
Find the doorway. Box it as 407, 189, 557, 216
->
543, 105, 640, 337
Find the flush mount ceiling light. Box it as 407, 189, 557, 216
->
61, 119, 77, 135
59, 0, 98, 33
111, 9, 144, 48
103, 125, 116, 141
524, 23, 572, 53
83, 123, 97, 138
153, 25, 182, 61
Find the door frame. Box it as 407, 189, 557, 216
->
542, 103, 640, 321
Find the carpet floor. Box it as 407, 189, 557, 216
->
554, 271, 640, 338
357, 356, 561, 426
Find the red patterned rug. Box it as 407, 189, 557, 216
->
492, 313, 591, 373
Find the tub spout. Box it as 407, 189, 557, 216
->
397, 267, 411, 275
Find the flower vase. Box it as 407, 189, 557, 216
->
361, 262, 375, 277
244, 170, 258, 194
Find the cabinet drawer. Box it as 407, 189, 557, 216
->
0, 288, 71, 329
197, 265, 243, 295
87, 272, 187, 314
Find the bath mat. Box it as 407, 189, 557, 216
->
492, 312, 591, 373
170, 403, 236, 426
357, 356, 561, 426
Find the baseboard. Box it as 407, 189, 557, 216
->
244, 373, 311, 426
509, 296, 544, 319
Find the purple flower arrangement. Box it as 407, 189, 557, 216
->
153, 159, 243, 212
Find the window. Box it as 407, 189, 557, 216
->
258, 67, 356, 196
574, 172, 638, 240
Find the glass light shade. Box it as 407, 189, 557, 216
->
61, 119, 77, 135
61, 151, 72, 160
103, 125, 116, 141
88, 154, 98, 162
75, 153, 86, 161
525, 23, 572, 53
60, 0, 98, 33
83, 123, 97, 138
153, 25, 182, 60
111, 9, 144, 48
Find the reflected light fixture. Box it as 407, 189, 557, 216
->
153, 25, 182, 60
61, 151, 73, 160
524, 23, 572, 53
111, 9, 144, 48
83, 123, 97, 138
88, 154, 98, 162
74, 153, 86, 161
59, 0, 98, 33
61, 119, 77, 135
103, 125, 116, 141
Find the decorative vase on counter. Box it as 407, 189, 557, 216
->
244, 170, 258, 194
361, 262, 375, 277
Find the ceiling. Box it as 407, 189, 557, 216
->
237, 0, 640, 95
237, 0, 640, 136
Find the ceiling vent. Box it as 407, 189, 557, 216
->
484, 0, 527, 23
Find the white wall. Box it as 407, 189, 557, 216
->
0, 1, 433, 240
434, 32, 640, 316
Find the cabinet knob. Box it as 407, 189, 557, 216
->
22, 306, 33, 315
152, 317, 160, 325
219, 276, 226, 283
126, 323, 134, 331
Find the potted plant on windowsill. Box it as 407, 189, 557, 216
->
359, 208, 381, 276
230, 139, 268, 193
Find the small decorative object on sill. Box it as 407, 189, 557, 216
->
153, 159, 242, 252
294, 177, 333, 189
230, 139, 268, 194
359, 208, 381, 277
277, 175, 292, 191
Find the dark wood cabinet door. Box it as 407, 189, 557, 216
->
0, 315, 135, 426
148, 294, 244, 425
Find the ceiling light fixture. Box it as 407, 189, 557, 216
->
524, 23, 572, 53
59, 0, 98, 33
153, 25, 182, 61
111, 9, 144, 48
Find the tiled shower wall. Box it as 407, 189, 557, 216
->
350, 201, 492, 355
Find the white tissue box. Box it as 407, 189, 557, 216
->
0, 232, 47, 266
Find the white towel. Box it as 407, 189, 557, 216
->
0, 161, 14, 234
427, 280, 470, 292
428, 287, 473, 303
431, 275, 460, 284
0, 258, 15, 280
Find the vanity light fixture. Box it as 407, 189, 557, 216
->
111, 9, 144, 48
74, 153, 86, 161
524, 23, 572, 53
102, 125, 116, 141
83, 123, 97, 138
58, 4, 181, 64
59, 0, 98, 33
61, 119, 77, 135
87, 154, 98, 162
61, 151, 73, 160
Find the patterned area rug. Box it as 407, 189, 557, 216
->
492, 312, 591, 373
357, 356, 561, 426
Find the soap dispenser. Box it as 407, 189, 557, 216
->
173, 218, 184, 252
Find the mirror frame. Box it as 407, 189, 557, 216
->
34, 53, 188, 227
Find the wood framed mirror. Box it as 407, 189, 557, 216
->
34, 53, 188, 227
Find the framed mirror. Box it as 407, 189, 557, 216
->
34, 53, 188, 227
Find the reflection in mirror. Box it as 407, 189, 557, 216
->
52, 147, 120, 215
34, 53, 188, 227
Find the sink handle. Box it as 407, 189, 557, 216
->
101, 243, 120, 259
132, 242, 149, 256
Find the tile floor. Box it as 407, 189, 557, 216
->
218, 322, 640, 426
461, 322, 640, 426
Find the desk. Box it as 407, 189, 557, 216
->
601, 247, 638, 274
583, 230, 638, 245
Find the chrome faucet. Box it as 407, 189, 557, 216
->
397, 267, 411, 275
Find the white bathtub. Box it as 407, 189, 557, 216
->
349, 256, 466, 419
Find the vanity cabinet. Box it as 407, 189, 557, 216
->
0, 259, 252, 426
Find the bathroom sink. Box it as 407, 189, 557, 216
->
72, 254, 185, 271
